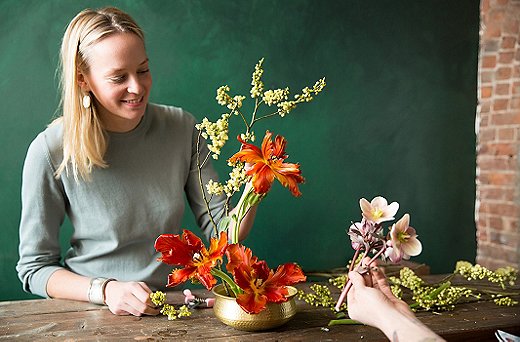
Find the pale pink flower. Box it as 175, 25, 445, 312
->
360, 196, 399, 224
385, 214, 422, 263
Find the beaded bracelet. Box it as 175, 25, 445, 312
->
88, 277, 115, 305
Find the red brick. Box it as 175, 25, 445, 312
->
481, 0, 490, 12
480, 242, 517, 260
482, 55, 497, 68
489, 216, 504, 230
492, 99, 509, 111
505, 249, 520, 264
484, 39, 500, 52
514, 65, 520, 77
487, 202, 519, 217
495, 83, 510, 95
497, 67, 512, 79
516, 49, 520, 61
494, 142, 518, 155
485, 25, 502, 39
479, 127, 496, 141
513, 82, 520, 95
481, 86, 493, 98
479, 187, 505, 200
480, 187, 517, 202
482, 55, 497, 69
491, 230, 519, 250
479, 103, 491, 115
477, 155, 516, 170
476, 231, 488, 243
503, 217, 519, 232
496, 0, 509, 5
481, 71, 494, 83
498, 127, 516, 140
489, 8, 506, 23
499, 52, 515, 64
511, 97, 520, 108
503, 17, 519, 35
491, 112, 520, 124
501, 36, 517, 49
479, 172, 516, 186
477, 243, 508, 261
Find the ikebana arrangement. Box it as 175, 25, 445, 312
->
150, 58, 326, 328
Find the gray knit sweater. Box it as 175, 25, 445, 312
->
17, 103, 226, 298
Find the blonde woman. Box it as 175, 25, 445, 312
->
17, 7, 256, 316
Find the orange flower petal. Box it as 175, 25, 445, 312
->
154, 234, 195, 265
167, 267, 196, 287
236, 291, 268, 314
228, 131, 304, 197
225, 243, 257, 273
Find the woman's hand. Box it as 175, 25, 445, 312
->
347, 259, 444, 341
104, 281, 160, 316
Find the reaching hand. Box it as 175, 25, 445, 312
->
347, 259, 444, 341
104, 281, 160, 316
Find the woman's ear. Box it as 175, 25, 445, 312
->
77, 70, 90, 92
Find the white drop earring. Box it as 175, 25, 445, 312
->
82, 94, 91, 109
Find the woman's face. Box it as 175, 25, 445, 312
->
81, 32, 152, 133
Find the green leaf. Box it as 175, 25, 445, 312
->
328, 319, 363, 326
217, 216, 231, 235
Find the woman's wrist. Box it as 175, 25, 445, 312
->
379, 309, 441, 341
88, 277, 116, 304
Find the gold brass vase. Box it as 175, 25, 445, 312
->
212, 284, 298, 331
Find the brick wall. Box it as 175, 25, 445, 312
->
476, 0, 520, 269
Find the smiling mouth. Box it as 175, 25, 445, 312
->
122, 96, 143, 104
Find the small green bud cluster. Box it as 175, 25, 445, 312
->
276, 78, 326, 117
206, 163, 248, 198
298, 284, 346, 312
161, 304, 192, 320
196, 114, 230, 160
492, 296, 518, 306
150, 291, 166, 306
262, 88, 289, 106
390, 284, 403, 299
455, 261, 518, 289
389, 267, 424, 291
412, 284, 473, 311
150, 291, 192, 320
329, 275, 348, 289
250, 58, 265, 98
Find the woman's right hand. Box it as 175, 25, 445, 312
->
104, 281, 160, 316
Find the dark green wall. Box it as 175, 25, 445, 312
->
0, 0, 479, 301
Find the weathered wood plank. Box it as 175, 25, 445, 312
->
1, 277, 518, 341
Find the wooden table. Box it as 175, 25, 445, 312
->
1, 276, 519, 341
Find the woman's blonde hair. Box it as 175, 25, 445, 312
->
54, 7, 145, 181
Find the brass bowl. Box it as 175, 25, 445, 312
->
212, 284, 298, 331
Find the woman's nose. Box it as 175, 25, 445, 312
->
127, 76, 143, 94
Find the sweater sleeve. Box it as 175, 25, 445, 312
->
16, 132, 67, 298
184, 122, 227, 241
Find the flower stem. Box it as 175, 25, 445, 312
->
196, 130, 218, 235
349, 246, 362, 272
253, 110, 281, 124
328, 319, 363, 326
211, 268, 242, 297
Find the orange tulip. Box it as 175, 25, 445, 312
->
233, 260, 306, 314
225, 243, 306, 314
229, 131, 304, 197
154, 230, 228, 290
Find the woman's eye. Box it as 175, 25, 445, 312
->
110, 75, 126, 83
138, 69, 150, 74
